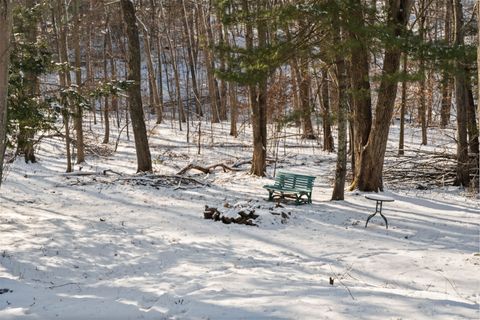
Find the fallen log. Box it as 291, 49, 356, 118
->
177, 163, 244, 175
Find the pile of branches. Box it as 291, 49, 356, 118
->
176, 158, 279, 176
383, 149, 459, 189
203, 205, 259, 226
117, 174, 207, 189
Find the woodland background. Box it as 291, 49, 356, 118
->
0, 0, 479, 197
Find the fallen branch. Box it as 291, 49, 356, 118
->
232, 157, 278, 168
177, 163, 243, 175
61, 169, 123, 177
117, 174, 208, 187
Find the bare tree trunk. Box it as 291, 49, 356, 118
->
152, 2, 164, 123
440, 77, 453, 128
477, 0, 480, 174
16, 0, 38, 163
290, 62, 301, 127
197, 2, 220, 124
140, 17, 161, 124
72, 0, 85, 163
120, 0, 152, 173
466, 80, 479, 172
0, 0, 13, 186
182, 0, 202, 117
352, 0, 412, 192
332, 20, 348, 200
418, 2, 427, 145
102, 15, 110, 144
159, 2, 185, 126
217, 9, 228, 121
229, 83, 238, 137
321, 70, 334, 152
348, 0, 372, 178
244, 0, 267, 176
55, 0, 73, 173
224, 26, 237, 137
452, 0, 469, 187
86, 0, 96, 126
399, 53, 407, 155
440, 0, 453, 128
299, 58, 316, 139
107, 24, 119, 128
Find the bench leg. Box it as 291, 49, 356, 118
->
295, 194, 300, 205
268, 190, 274, 201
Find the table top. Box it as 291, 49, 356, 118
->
365, 194, 395, 202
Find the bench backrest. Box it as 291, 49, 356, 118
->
274, 172, 315, 190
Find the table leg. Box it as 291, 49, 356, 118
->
365, 212, 377, 228
365, 200, 388, 229
379, 212, 388, 229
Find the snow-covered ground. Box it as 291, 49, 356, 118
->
0, 120, 478, 319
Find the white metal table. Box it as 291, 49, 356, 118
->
365, 194, 395, 229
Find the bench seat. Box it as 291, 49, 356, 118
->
263, 172, 315, 205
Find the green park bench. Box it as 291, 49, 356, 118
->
263, 172, 316, 205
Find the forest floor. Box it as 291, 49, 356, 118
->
0, 119, 478, 319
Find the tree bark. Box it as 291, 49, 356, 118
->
452, 0, 469, 187
0, 0, 13, 186
16, 0, 38, 163
55, 0, 73, 173
418, 1, 427, 145
120, 0, 152, 173
348, 0, 372, 178
299, 58, 316, 140
321, 70, 334, 152
140, 17, 161, 124
103, 15, 110, 144
197, 2, 220, 124
331, 48, 348, 200
245, 0, 267, 176
351, 0, 413, 192
440, 0, 453, 128
466, 80, 479, 172
73, 0, 85, 163
182, 0, 202, 117
229, 82, 238, 137
477, 0, 480, 173
398, 54, 407, 155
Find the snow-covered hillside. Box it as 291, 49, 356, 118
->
0, 121, 478, 319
